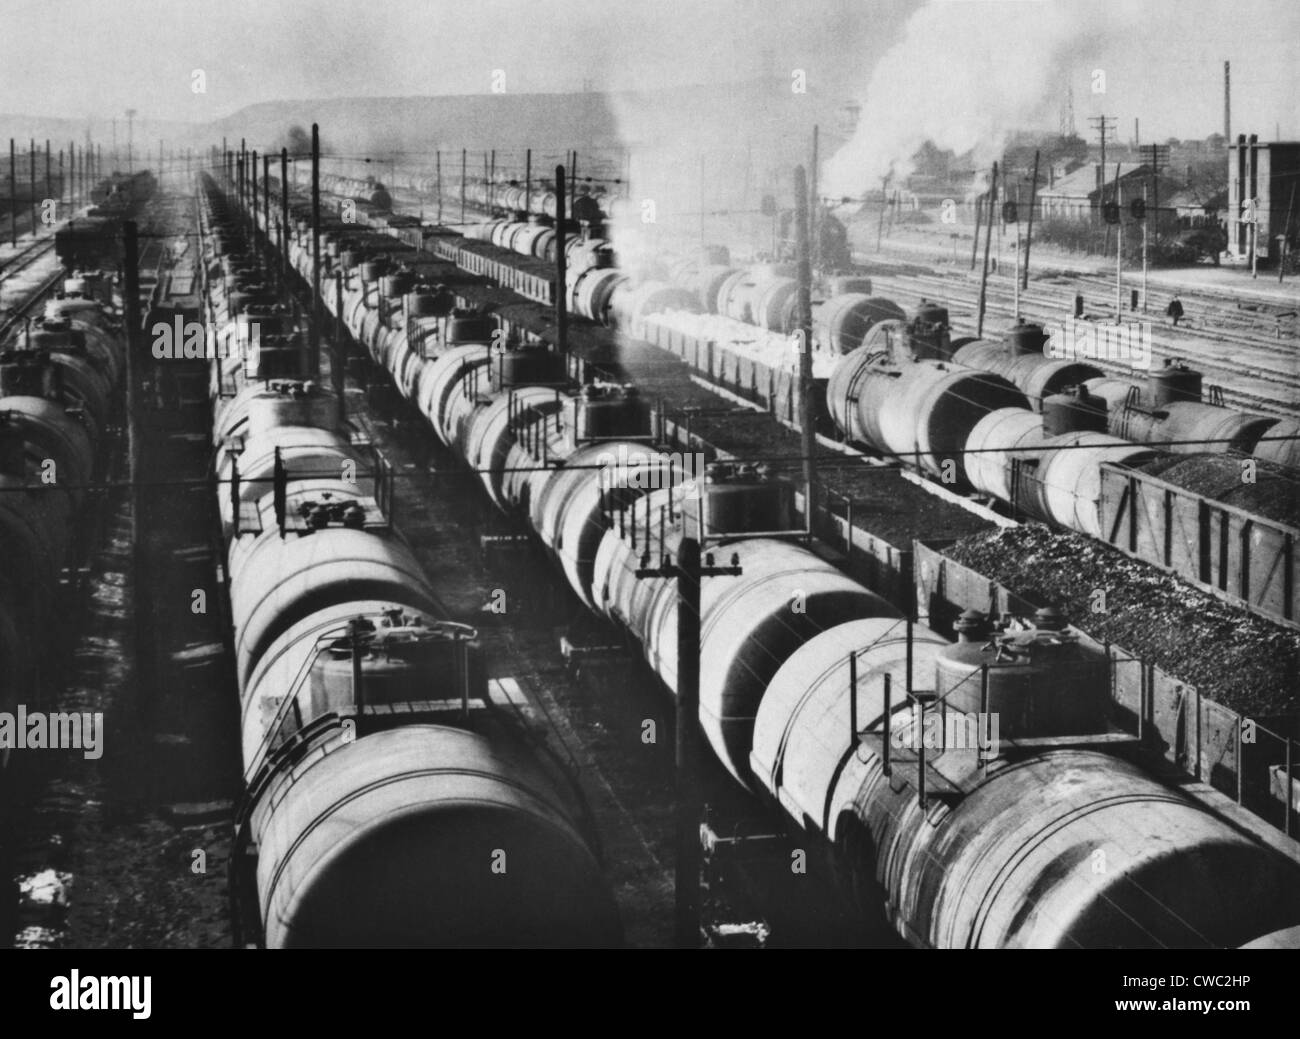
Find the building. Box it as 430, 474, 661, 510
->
1166, 187, 1228, 228
1037, 163, 1178, 221
1227, 135, 1300, 263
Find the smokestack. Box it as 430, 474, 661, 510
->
1224, 61, 1231, 142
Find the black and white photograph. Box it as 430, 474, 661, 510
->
0, 0, 1297, 1002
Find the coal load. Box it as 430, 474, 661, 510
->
945, 524, 1300, 718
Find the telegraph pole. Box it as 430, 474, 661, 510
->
280, 148, 289, 289
636, 535, 741, 949
977, 161, 998, 337
1115, 163, 1124, 322
310, 123, 321, 375
555, 165, 568, 353
809, 125, 819, 271
1012, 183, 1021, 322
1142, 143, 1169, 245
1279, 183, 1295, 285
1089, 115, 1117, 234
1021, 150, 1039, 291
1141, 184, 1149, 310
794, 165, 817, 495
9, 139, 15, 247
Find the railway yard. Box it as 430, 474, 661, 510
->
0, 144, 1295, 952
2, 2, 1300, 961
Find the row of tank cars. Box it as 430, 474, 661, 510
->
231, 167, 1300, 948
1, 171, 152, 770
436, 211, 1299, 627
198, 178, 622, 948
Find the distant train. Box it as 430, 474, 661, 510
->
54, 170, 156, 270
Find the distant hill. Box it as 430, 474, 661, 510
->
3, 81, 849, 197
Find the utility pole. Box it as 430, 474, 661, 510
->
794, 165, 817, 495
9, 139, 15, 247
263, 152, 270, 248
970, 187, 981, 270
1279, 183, 1295, 284
809, 125, 819, 272
1142, 143, 1169, 245
977, 161, 998, 338
334, 270, 346, 424
124, 219, 153, 716
635, 535, 741, 949
250, 150, 259, 270
569, 150, 577, 217
1012, 182, 1021, 322
876, 175, 889, 253
280, 148, 289, 289
125, 109, 136, 174
1021, 150, 1039, 291
1089, 115, 1117, 225
436, 149, 443, 225
524, 147, 531, 219
460, 148, 466, 225
1115, 162, 1124, 323
1141, 184, 1149, 310
310, 123, 321, 375
555, 164, 568, 353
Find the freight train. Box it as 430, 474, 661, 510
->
231, 168, 1300, 949
288, 169, 1300, 629
198, 177, 621, 948
0, 265, 123, 768
54, 169, 157, 270
464, 212, 1298, 473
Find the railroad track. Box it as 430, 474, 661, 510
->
859, 266, 1300, 417
0, 245, 62, 341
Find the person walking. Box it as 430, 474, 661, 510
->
1165, 294, 1184, 328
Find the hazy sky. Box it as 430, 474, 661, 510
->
0, 0, 1296, 140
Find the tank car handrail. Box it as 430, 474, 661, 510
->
242, 627, 343, 786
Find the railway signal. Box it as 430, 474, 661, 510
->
1129, 197, 1146, 220
1102, 200, 1120, 225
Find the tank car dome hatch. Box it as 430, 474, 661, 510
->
1003, 321, 1048, 357
679, 461, 796, 538
381, 268, 417, 299
935, 606, 1111, 741
1042, 383, 1108, 436
906, 301, 952, 361
567, 382, 646, 443
1147, 358, 1203, 406
490, 345, 565, 390
859, 318, 911, 362
306, 612, 479, 722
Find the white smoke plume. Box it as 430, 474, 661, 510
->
823, 0, 1140, 199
